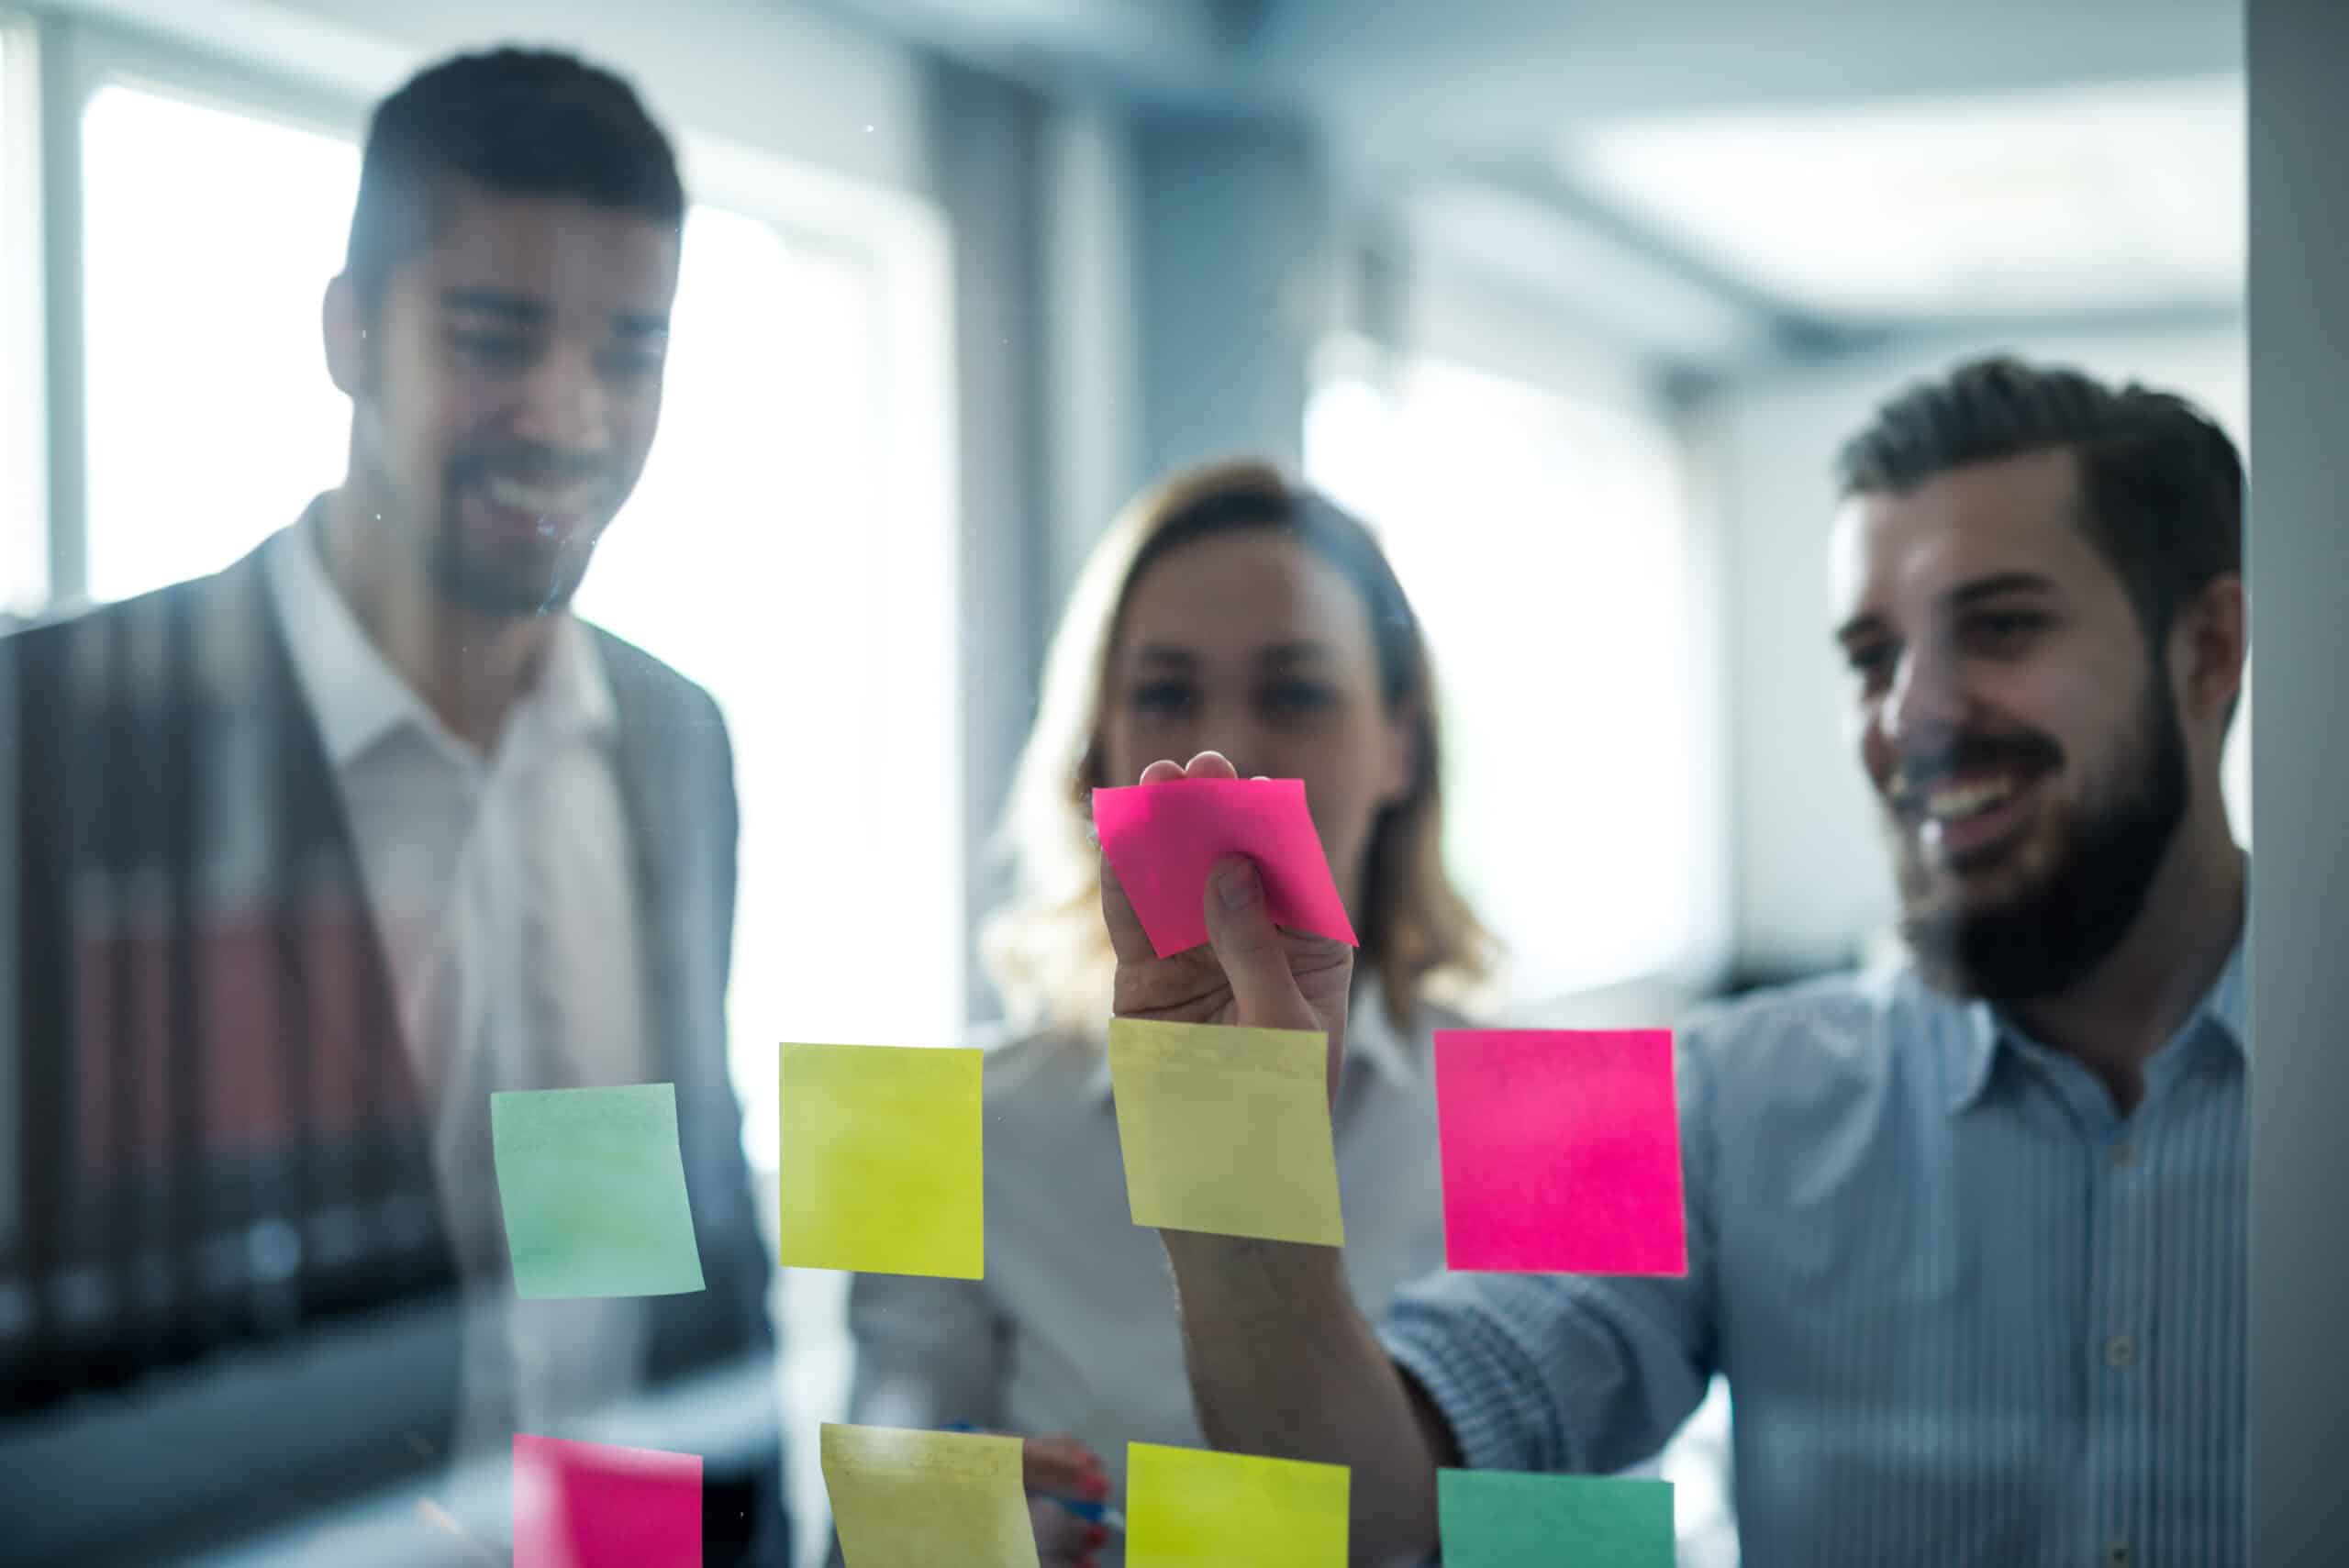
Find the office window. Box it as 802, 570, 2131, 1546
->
77, 83, 964, 1090
1, 17, 44, 616
81, 83, 357, 604
573, 207, 965, 1150
569, 204, 960, 1568
1308, 350, 1704, 1003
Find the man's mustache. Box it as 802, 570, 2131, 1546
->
1888, 730, 2063, 803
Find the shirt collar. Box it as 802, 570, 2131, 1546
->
265, 503, 618, 771
1947, 925, 2250, 1115
1082, 974, 1420, 1105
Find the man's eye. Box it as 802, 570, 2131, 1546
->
1845, 643, 1896, 684
599, 345, 665, 384
1965, 612, 2045, 650
452, 331, 531, 368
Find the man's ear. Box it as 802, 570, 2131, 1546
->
322, 272, 372, 401
2173, 571, 2248, 728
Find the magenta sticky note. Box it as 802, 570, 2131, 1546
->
1092, 777, 1358, 957
1433, 1029, 1687, 1275
514, 1433, 702, 1568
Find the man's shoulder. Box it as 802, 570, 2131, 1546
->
581, 621, 724, 728
2, 563, 270, 710
5, 568, 232, 644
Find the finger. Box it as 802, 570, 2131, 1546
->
1022, 1434, 1108, 1499
1099, 851, 1159, 965
1185, 750, 1238, 780
1202, 854, 1323, 1033
1029, 1497, 1108, 1564
1138, 757, 1187, 784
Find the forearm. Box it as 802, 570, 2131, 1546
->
1163, 1230, 1451, 1568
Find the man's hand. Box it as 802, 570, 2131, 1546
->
1099, 751, 1354, 1102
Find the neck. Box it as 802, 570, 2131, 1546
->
2007, 806, 2244, 1113
316, 482, 558, 755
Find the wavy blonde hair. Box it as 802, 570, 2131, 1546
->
982, 459, 1493, 1037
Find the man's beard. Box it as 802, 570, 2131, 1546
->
427, 529, 597, 617
426, 459, 607, 617
1895, 674, 2189, 1004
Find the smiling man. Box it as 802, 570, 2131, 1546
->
1103, 358, 2250, 1567
5, 50, 783, 1563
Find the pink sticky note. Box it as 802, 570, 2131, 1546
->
1434, 1029, 1687, 1275
1093, 777, 1358, 957
514, 1433, 702, 1568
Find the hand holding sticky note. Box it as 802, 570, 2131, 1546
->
1436, 1470, 1674, 1567
491, 1084, 706, 1299
1434, 1029, 1687, 1275
1093, 776, 1357, 957
1108, 1018, 1344, 1246
513, 1432, 703, 1568
1124, 1441, 1349, 1567
778, 1043, 984, 1279
822, 1423, 1041, 1568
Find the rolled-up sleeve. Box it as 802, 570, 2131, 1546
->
1377, 1030, 1719, 1476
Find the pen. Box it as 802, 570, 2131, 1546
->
1049, 1496, 1127, 1535
945, 1424, 1125, 1534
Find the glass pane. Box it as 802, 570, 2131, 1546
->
81, 84, 357, 603
572, 207, 956, 1568
1308, 357, 1700, 1000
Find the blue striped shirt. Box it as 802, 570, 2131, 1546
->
1383, 942, 2247, 1568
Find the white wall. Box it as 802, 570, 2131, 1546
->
1690, 318, 2248, 977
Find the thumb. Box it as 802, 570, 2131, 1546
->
1203, 855, 1321, 1034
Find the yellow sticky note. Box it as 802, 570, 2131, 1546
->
1126, 1441, 1349, 1567
821, 1423, 1040, 1568
779, 1043, 983, 1278
1108, 1018, 1344, 1246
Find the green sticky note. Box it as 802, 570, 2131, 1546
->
822, 1423, 1040, 1568
1437, 1470, 1674, 1566
1108, 1018, 1344, 1246
1125, 1441, 1349, 1567
778, 1043, 984, 1278
490, 1084, 706, 1299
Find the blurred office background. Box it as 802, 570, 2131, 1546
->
0, 1, 2246, 1562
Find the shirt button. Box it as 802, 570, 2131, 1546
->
2105, 1538, 2132, 1567
2105, 1333, 2138, 1370
2109, 1139, 2137, 1169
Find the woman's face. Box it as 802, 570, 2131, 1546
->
1099, 530, 1416, 917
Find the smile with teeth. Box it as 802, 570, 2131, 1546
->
1921, 776, 2021, 822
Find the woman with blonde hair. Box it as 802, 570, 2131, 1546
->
841, 459, 1490, 1567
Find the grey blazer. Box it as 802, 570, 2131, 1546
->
0, 543, 785, 1563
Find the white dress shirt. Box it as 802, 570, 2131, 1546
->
844, 983, 1453, 1565
263, 518, 654, 1464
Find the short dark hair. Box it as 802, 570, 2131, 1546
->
1836, 355, 2243, 641
344, 48, 684, 310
